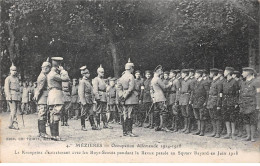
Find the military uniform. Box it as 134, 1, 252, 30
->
167, 76, 181, 131
61, 81, 71, 126
4, 65, 21, 129
143, 72, 153, 129
179, 70, 193, 133
150, 66, 171, 132
134, 75, 144, 126
92, 74, 109, 128
34, 62, 50, 137
78, 68, 96, 130
107, 78, 117, 123
71, 82, 80, 119
191, 73, 210, 136
47, 58, 70, 140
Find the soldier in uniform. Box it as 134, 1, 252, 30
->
47, 57, 70, 141
92, 65, 112, 129
206, 68, 223, 138
134, 70, 144, 127
61, 81, 71, 126
4, 62, 21, 130
143, 70, 153, 129
78, 66, 97, 131
71, 78, 80, 120
221, 67, 239, 140
21, 81, 30, 114
168, 70, 181, 132
179, 69, 193, 134
118, 58, 139, 136
33, 58, 51, 138
240, 67, 260, 142
190, 70, 210, 136
150, 65, 172, 132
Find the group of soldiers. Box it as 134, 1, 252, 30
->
3, 57, 260, 142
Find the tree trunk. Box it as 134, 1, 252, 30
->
6, 21, 15, 61
258, 1, 260, 73
108, 37, 120, 78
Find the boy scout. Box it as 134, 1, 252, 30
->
71, 78, 80, 120
78, 66, 97, 131
143, 70, 153, 129
168, 70, 181, 132
47, 57, 70, 141
150, 65, 172, 132
240, 67, 259, 142
107, 78, 117, 123
62, 81, 71, 126
134, 70, 144, 127
206, 68, 222, 138
92, 65, 112, 129
33, 58, 51, 138
179, 69, 193, 134
118, 58, 138, 137
4, 62, 21, 130
221, 67, 239, 140
191, 70, 210, 136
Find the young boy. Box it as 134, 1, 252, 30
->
107, 78, 117, 123
21, 81, 30, 114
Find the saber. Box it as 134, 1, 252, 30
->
143, 103, 154, 124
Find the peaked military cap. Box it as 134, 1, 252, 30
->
145, 70, 151, 74
195, 69, 204, 74
225, 67, 234, 72
135, 70, 141, 74
210, 68, 219, 73
51, 57, 63, 61
154, 65, 163, 73
181, 69, 189, 73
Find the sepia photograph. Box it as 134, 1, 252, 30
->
0, 0, 260, 163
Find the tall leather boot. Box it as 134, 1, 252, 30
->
231, 122, 236, 140
181, 118, 187, 132
162, 114, 171, 132
223, 122, 231, 139
128, 118, 138, 137
154, 112, 161, 131
159, 115, 163, 129
96, 114, 101, 129
38, 120, 41, 135
184, 118, 191, 134
193, 120, 201, 135
50, 123, 55, 137
40, 120, 47, 134
122, 118, 127, 136
89, 115, 97, 130
215, 120, 221, 138
150, 113, 154, 129
208, 120, 216, 137
81, 115, 87, 131
199, 120, 205, 136
250, 125, 256, 142
243, 124, 250, 141
64, 111, 69, 126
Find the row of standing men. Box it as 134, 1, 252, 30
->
4, 57, 260, 141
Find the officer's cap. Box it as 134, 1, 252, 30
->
80, 65, 87, 71
174, 69, 181, 73
154, 65, 163, 73
42, 57, 51, 67
210, 68, 219, 73
225, 67, 234, 72
181, 69, 189, 73
195, 69, 203, 74
189, 69, 195, 73
51, 57, 63, 61
202, 69, 208, 74
164, 71, 170, 75
233, 70, 240, 75
145, 70, 151, 74
170, 69, 175, 73
242, 67, 255, 74
218, 69, 224, 74
135, 70, 141, 74
110, 77, 117, 81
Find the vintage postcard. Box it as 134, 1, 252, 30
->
0, 0, 260, 163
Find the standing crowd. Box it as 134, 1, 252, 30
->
2, 57, 260, 142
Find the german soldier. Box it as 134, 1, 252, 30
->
4, 62, 21, 130
47, 57, 70, 141
92, 65, 112, 129
221, 67, 239, 140
71, 78, 80, 120
33, 58, 51, 138
118, 58, 138, 136
78, 66, 97, 131
150, 65, 172, 132
107, 77, 117, 123
240, 67, 259, 142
